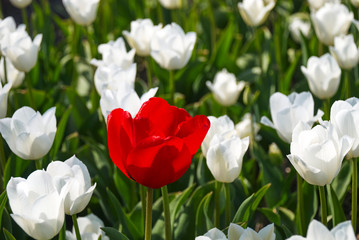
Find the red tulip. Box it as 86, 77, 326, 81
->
107, 97, 210, 189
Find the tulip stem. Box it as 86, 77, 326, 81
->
35, 158, 42, 170
344, 70, 351, 99
352, 158, 357, 232
145, 187, 153, 240
145, 58, 153, 88
0, 136, 5, 190
296, 174, 305, 235
140, 184, 146, 229
214, 181, 222, 228
161, 185, 172, 240
323, 99, 331, 120
225, 183, 231, 226
84, 26, 97, 59
25, 73, 35, 109
72, 214, 82, 240
21, 8, 29, 34
169, 70, 175, 105
3, 57, 8, 84
319, 186, 327, 226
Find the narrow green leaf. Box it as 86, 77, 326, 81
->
195, 192, 213, 236
258, 208, 281, 226
101, 227, 129, 240
327, 185, 346, 226
50, 106, 72, 159
3, 228, 16, 240
0, 191, 7, 228
170, 184, 195, 228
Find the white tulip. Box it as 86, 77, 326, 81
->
94, 63, 136, 95
289, 17, 311, 43
286, 220, 356, 240
91, 37, 135, 68
261, 92, 323, 143
7, 170, 64, 240
301, 53, 341, 99
62, 0, 100, 26
287, 121, 352, 186
311, 3, 353, 46
195, 228, 227, 240
206, 69, 245, 106
1, 26, 42, 72
237, 0, 275, 27
0, 57, 25, 87
100, 81, 158, 120
228, 223, 275, 240
66, 213, 109, 240
307, 0, 340, 11
158, 0, 182, 9
329, 34, 359, 69
47, 156, 96, 215
123, 19, 162, 57
0, 17, 16, 52
0, 82, 11, 119
235, 113, 260, 140
151, 22, 196, 70
0, 106, 56, 160
330, 98, 359, 158
9, 0, 32, 8
351, 0, 359, 7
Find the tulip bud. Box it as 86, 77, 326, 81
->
329, 34, 359, 70
0, 82, 11, 119
289, 16, 311, 43
123, 19, 162, 56
301, 53, 341, 99
351, 0, 359, 7
1, 26, 42, 72
235, 113, 260, 140
151, 22, 196, 70
9, 0, 32, 8
66, 214, 109, 240
0, 57, 25, 87
7, 170, 65, 240
287, 121, 353, 186
158, 0, 182, 9
0, 17, 16, 53
62, 0, 100, 26
237, 0, 275, 27
195, 228, 226, 240
228, 223, 275, 240
206, 69, 245, 106
311, 3, 353, 46
0, 106, 57, 160
268, 142, 283, 165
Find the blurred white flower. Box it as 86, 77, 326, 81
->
1, 26, 42, 72
237, 0, 275, 27
66, 213, 109, 240
6, 170, 64, 240
311, 3, 353, 46
47, 156, 96, 215
287, 121, 352, 186
206, 69, 245, 106
330, 98, 359, 158
228, 223, 275, 240
62, 0, 100, 26
235, 113, 260, 140
151, 22, 196, 70
351, 0, 359, 7
301, 53, 341, 99
9, 0, 32, 8
94, 63, 136, 95
0, 57, 25, 87
261, 91, 323, 143
289, 16, 311, 43
307, 0, 340, 11
0, 106, 57, 160
0, 17, 16, 52
158, 0, 182, 9
195, 228, 227, 240
0, 82, 11, 119
100, 80, 158, 120
203, 115, 249, 183
91, 37, 135, 68
123, 19, 162, 57
286, 220, 356, 240
329, 34, 359, 69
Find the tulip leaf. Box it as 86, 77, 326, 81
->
101, 227, 129, 240
331, 160, 351, 202
258, 207, 281, 226
195, 191, 213, 236
327, 185, 346, 226
3, 228, 15, 240
0, 191, 7, 228
170, 184, 196, 228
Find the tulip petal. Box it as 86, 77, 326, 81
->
69, 183, 96, 215
126, 136, 191, 188
258, 223, 275, 240
331, 221, 356, 240
228, 223, 245, 240
107, 108, 134, 179
307, 220, 334, 240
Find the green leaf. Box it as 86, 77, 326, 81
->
101, 227, 129, 240
50, 106, 72, 159
170, 184, 195, 228
195, 192, 213, 236
258, 208, 281, 226
0, 191, 7, 228
3, 228, 16, 240
327, 185, 346, 226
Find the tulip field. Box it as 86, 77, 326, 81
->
2, 0, 359, 239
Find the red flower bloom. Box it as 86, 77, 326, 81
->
107, 97, 210, 189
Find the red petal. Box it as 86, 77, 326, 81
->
176, 115, 210, 156
126, 136, 191, 189
107, 108, 135, 179
134, 98, 191, 141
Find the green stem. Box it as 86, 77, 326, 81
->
145, 188, 153, 240
0, 136, 6, 191
214, 181, 222, 228
3, 57, 8, 84
296, 174, 304, 235
140, 184, 146, 229
161, 185, 171, 240
58, 217, 66, 240
72, 214, 82, 240
0, 0, 3, 19
352, 158, 357, 232
319, 186, 327, 226
35, 158, 42, 170
21, 8, 29, 33
84, 25, 97, 59
25, 73, 35, 109
344, 70, 351, 99
224, 183, 231, 226
323, 98, 331, 120
169, 70, 175, 105
145, 58, 153, 88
